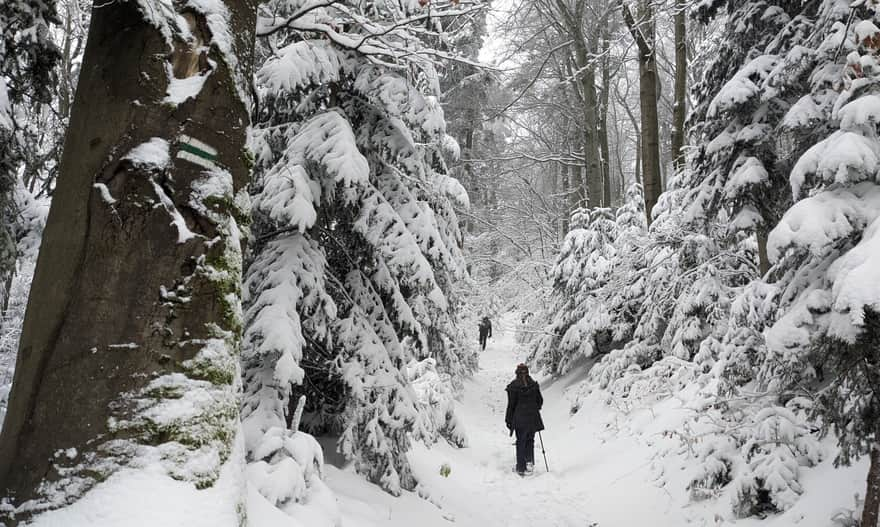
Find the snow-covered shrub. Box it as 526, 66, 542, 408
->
688, 433, 739, 501
539, 207, 619, 357
245, 395, 338, 523
408, 357, 467, 448
246, 429, 326, 507
588, 342, 657, 392
831, 495, 864, 527
608, 356, 699, 404
679, 395, 821, 515
714, 280, 779, 393
732, 405, 821, 517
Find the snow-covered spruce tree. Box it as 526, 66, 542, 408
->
652, 1, 880, 517
533, 185, 647, 374
646, 0, 827, 394
649, 2, 848, 512
0, 0, 58, 311
241, 0, 477, 501
531, 207, 620, 374
0, 1, 256, 523
687, 0, 825, 275
438, 0, 499, 216
756, 8, 880, 523
623, 0, 826, 400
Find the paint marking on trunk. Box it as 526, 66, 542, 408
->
177, 134, 218, 169
177, 150, 217, 169
180, 134, 217, 156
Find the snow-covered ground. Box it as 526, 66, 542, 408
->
322, 312, 591, 526
15, 311, 867, 526
326, 312, 869, 527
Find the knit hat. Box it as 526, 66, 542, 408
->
515, 363, 529, 375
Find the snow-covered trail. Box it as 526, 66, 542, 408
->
323, 312, 871, 527
324, 312, 685, 526
400, 311, 712, 527
404, 312, 595, 527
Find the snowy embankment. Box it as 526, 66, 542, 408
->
323, 312, 869, 527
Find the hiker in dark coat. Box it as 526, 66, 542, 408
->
478, 316, 492, 351
505, 363, 544, 475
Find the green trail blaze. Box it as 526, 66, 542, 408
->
179, 142, 217, 162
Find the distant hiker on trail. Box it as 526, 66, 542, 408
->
506, 363, 544, 476
478, 316, 492, 351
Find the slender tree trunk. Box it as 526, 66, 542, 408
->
0, 203, 14, 315
58, 3, 74, 120
863, 444, 880, 527
549, 161, 559, 237
556, 161, 567, 237
0, 1, 257, 521
598, 29, 612, 208
0, 272, 13, 314
623, 0, 662, 225
756, 229, 770, 276
568, 163, 580, 214
634, 135, 641, 193
561, 162, 577, 232
671, 0, 687, 173
572, 38, 603, 209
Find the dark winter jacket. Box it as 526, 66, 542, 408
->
479, 318, 492, 338
505, 378, 544, 432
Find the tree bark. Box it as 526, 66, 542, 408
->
568, 162, 580, 215
573, 37, 604, 209
0, 0, 256, 520
756, 229, 770, 276
671, 0, 687, 173
635, 135, 641, 194
556, 161, 567, 237
560, 162, 574, 232
623, 0, 662, 225
554, 0, 602, 210
598, 28, 612, 208
58, 2, 75, 120
863, 444, 880, 527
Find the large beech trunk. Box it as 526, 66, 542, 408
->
0, 1, 256, 521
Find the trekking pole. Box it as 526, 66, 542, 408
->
538, 431, 549, 472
